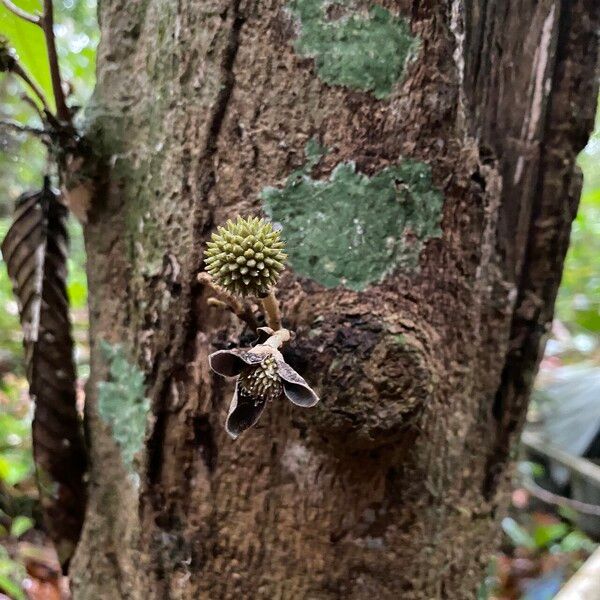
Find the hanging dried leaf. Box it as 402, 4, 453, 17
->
1, 182, 86, 567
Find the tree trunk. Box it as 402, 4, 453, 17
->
71, 1, 599, 598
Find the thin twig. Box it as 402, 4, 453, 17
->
12, 63, 50, 112
19, 93, 60, 131
0, 0, 40, 25
20, 94, 46, 122
198, 273, 259, 331
0, 119, 46, 136
41, 0, 69, 123
260, 290, 282, 331
522, 476, 600, 517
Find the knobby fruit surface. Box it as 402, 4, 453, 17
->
205, 216, 286, 296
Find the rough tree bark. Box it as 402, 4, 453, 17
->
71, 0, 598, 598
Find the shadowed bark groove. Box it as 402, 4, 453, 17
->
71, 0, 599, 598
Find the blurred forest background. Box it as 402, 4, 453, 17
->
0, 2, 598, 599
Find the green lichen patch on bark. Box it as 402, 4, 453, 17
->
288, 0, 419, 98
262, 145, 444, 290
97, 341, 150, 473
305, 136, 328, 168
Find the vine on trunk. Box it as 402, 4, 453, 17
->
0, 0, 94, 568
1, 181, 86, 566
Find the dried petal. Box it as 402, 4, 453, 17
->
276, 360, 320, 407
209, 348, 265, 377
253, 326, 275, 346
225, 380, 268, 439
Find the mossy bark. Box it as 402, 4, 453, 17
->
71, 1, 599, 598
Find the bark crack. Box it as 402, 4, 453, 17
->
140, 3, 245, 594
483, 0, 597, 499
144, 0, 244, 528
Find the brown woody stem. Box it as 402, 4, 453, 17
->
260, 290, 282, 331
41, 0, 70, 123
20, 93, 46, 122
12, 63, 51, 113
198, 273, 258, 331
0, 119, 46, 137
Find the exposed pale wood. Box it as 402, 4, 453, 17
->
555, 546, 600, 600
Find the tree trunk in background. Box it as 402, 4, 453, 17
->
71, 1, 598, 598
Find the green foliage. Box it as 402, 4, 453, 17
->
97, 341, 149, 473
0, 0, 53, 106
53, 0, 99, 107
556, 97, 600, 333
9, 515, 33, 538
559, 530, 597, 554
66, 219, 87, 310
0, 2, 54, 204
0, 2, 93, 365
0, 0, 98, 107
0, 378, 33, 488
0, 377, 33, 600
0, 80, 46, 207
517, 461, 546, 479
502, 517, 536, 551
502, 514, 597, 555
477, 560, 498, 600
0, 447, 32, 488
0, 13, 95, 573
532, 522, 569, 548
0, 219, 21, 357
289, 0, 419, 98
0, 0, 98, 207
0, 546, 25, 600
262, 141, 443, 290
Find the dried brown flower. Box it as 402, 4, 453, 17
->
209, 328, 319, 438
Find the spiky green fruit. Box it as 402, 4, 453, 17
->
205, 216, 287, 297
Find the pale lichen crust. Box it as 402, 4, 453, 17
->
289, 0, 420, 98
97, 341, 150, 474
262, 142, 444, 290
